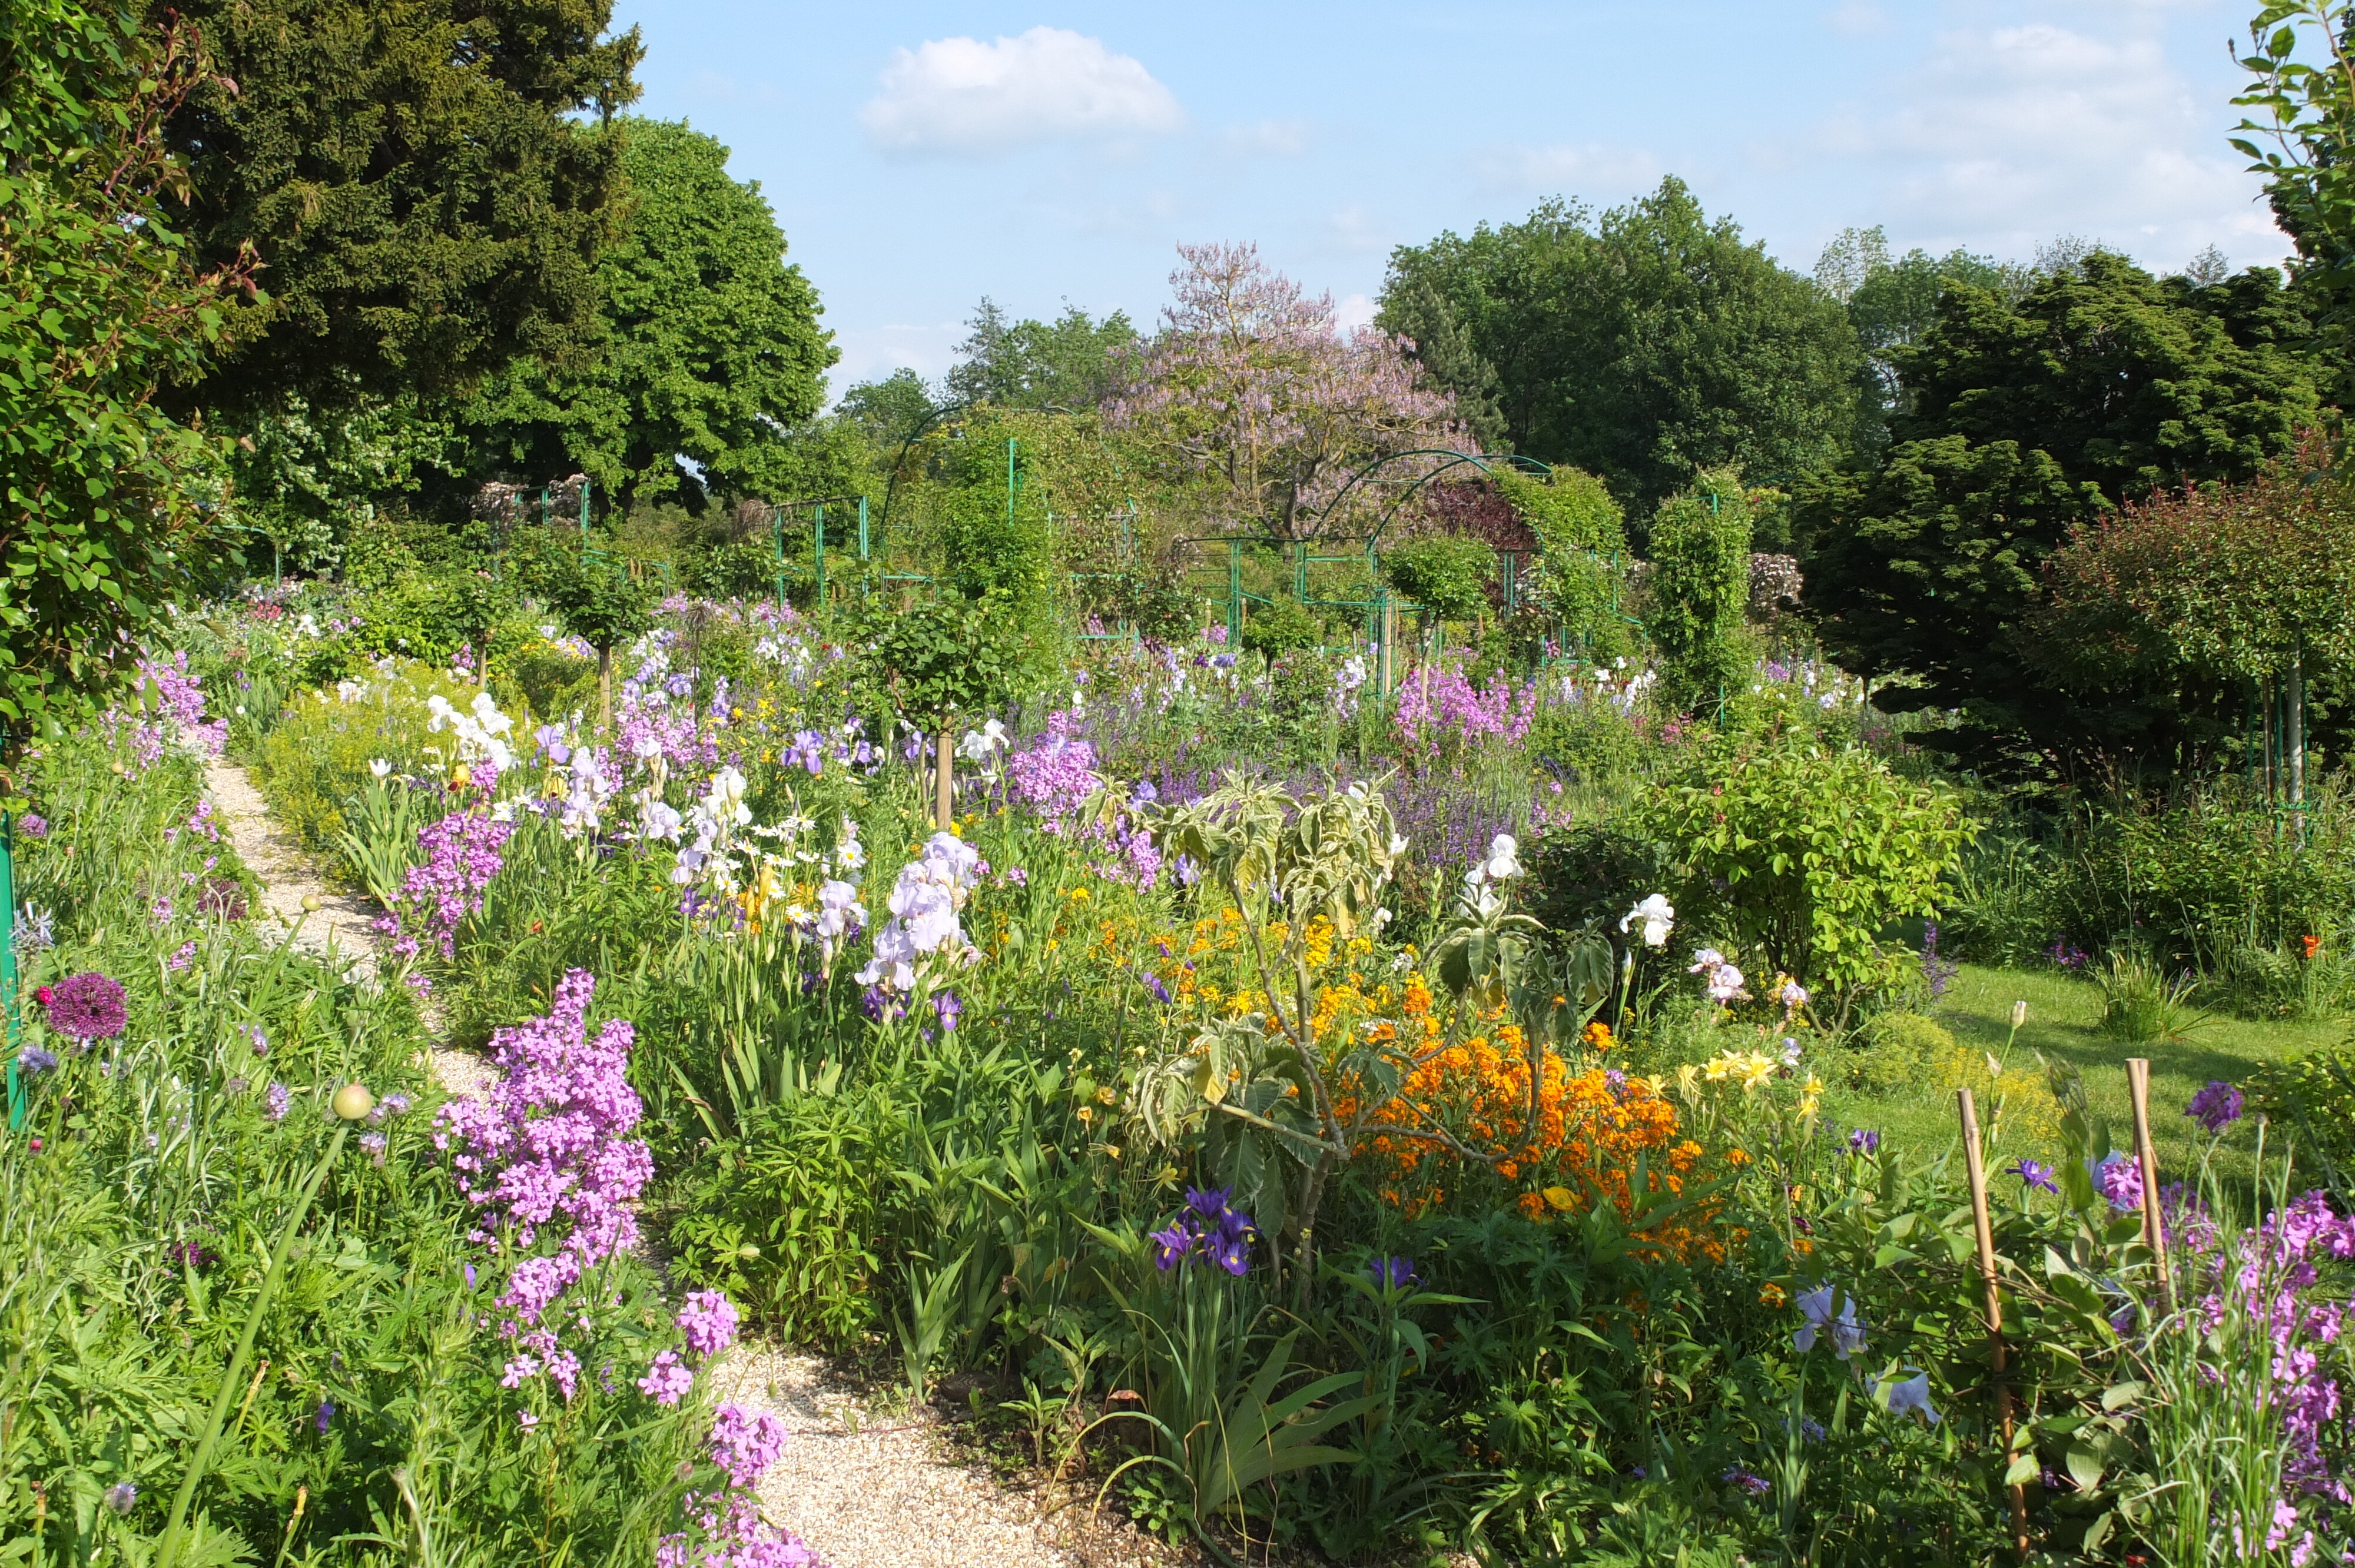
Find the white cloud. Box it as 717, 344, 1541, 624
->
1466, 140, 1663, 198
859, 26, 1184, 157
1334, 293, 1378, 334
827, 322, 963, 401
1820, 3, 1888, 37
1324, 205, 1388, 255
1219, 119, 1314, 159
1807, 23, 2287, 270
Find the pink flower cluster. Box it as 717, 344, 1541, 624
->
1006, 712, 1097, 829
137, 650, 229, 757
1393, 663, 1537, 759
377, 808, 513, 961
658, 1490, 823, 1568
2174, 1187, 2355, 1534
436, 969, 652, 1341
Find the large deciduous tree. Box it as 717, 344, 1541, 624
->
946, 297, 1137, 411
1, 4, 256, 731
1379, 178, 1860, 529
1800, 253, 2323, 776
1109, 242, 1457, 537
157, 0, 641, 412
466, 118, 836, 514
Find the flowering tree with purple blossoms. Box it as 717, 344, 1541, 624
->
1107, 242, 1460, 537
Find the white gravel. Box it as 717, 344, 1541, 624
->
201, 750, 1163, 1568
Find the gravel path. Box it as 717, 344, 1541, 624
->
199, 751, 1156, 1568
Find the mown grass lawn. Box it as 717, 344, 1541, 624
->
1830, 962, 2346, 1197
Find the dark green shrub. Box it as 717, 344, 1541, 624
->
2248, 1043, 2355, 1195
1527, 821, 1675, 942
1499, 467, 1630, 659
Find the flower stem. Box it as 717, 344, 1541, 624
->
158, 1124, 348, 1568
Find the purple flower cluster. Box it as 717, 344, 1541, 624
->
1392, 662, 1537, 759
436, 969, 652, 1342
136, 650, 228, 757
2182, 1191, 2355, 1521
41, 971, 127, 1042
707, 1403, 789, 1487
678, 1290, 740, 1356
2187, 1079, 2246, 1134
1149, 1187, 1257, 1276
2095, 1151, 2144, 1214
658, 1490, 824, 1568
378, 808, 513, 961
1919, 922, 1959, 1000
1006, 713, 1098, 829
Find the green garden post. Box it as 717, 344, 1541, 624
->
814, 503, 828, 604
858, 495, 871, 600
772, 509, 786, 611
580, 480, 592, 534
2, 811, 19, 1133
1227, 541, 1243, 643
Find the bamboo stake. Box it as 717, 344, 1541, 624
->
1959, 1088, 2031, 1563
2127, 1058, 2174, 1316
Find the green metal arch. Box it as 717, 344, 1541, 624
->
1308, 447, 1555, 546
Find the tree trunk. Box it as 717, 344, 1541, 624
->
2290, 653, 2307, 844
935, 729, 956, 831
1292, 1151, 1334, 1309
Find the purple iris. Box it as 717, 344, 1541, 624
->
1143, 972, 1172, 1005
1149, 1224, 1195, 1271
1150, 1188, 1257, 1277
2008, 1158, 2058, 1194
1847, 1129, 1880, 1155
933, 991, 963, 1032
314, 1400, 334, 1433
1367, 1255, 1417, 1288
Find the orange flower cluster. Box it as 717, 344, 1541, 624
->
1347, 984, 1726, 1261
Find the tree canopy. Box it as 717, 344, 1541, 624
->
946, 298, 1136, 411
1378, 178, 1860, 528
158, 0, 642, 412
465, 118, 836, 514
1800, 252, 2324, 774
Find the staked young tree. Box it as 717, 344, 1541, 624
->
156, 0, 642, 413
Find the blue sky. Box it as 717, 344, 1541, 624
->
605, 1, 2293, 396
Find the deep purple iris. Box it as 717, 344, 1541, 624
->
1847, 1128, 1880, 1156
2008, 1158, 2058, 1194
1367, 1255, 1417, 1288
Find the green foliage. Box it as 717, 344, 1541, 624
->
1238, 594, 1321, 658
2233, 1, 2355, 388
254, 662, 482, 845
1647, 471, 1754, 713
543, 543, 654, 653
855, 589, 1037, 730
835, 368, 937, 448
1379, 178, 1863, 521
1381, 280, 1509, 453
2092, 949, 2205, 1042
1846, 1011, 1958, 1095
2247, 1040, 2355, 1191
1644, 735, 1973, 994
1499, 467, 1630, 657
946, 296, 1137, 411
162, 0, 642, 412
0, 6, 252, 732
1800, 253, 2323, 772
466, 118, 836, 513
1813, 225, 2033, 453
1382, 533, 1497, 626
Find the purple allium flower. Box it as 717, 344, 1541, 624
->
1847, 1128, 1880, 1155
18, 1045, 57, 1074
43, 971, 127, 1041
639, 1350, 695, 1405
2009, 1158, 2058, 1194
708, 1403, 788, 1489
370, 1092, 410, 1124
17, 812, 47, 839
2186, 1080, 2245, 1134
676, 1290, 739, 1358
103, 1481, 134, 1514
314, 1400, 334, 1433
225, 1075, 247, 1097
1367, 1255, 1417, 1288
266, 1082, 291, 1121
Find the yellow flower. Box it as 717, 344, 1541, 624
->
1541, 1186, 1576, 1212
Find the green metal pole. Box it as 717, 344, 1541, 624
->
857, 494, 871, 602
4, 812, 21, 1133
814, 503, 828, 604
581, 480, 592, 534
1228, 542, 1242, 643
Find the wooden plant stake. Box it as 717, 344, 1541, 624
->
1959, 1088, 2031, 1562
934, 729, 956, 832
2126, 1058, 2174, 1317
